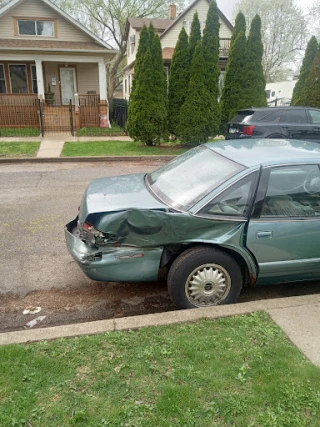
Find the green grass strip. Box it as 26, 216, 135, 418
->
0, 128, 40, 137
0, 141, 40, 157
0, 312, 319, 426
62, 140, 188, 156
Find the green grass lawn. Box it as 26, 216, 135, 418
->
62, 140, 188, 156
0, 128, 40, 137
1, 312, 319, 426
0, 141, 40, 157
77, 123, 124, 136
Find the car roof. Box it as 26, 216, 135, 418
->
205, 139, 320, 168
236, 106, 320, 112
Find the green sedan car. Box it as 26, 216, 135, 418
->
65, 139, 320, 309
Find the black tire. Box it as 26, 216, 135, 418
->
167, 246, 243, 309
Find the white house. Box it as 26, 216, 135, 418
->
123, 0, 233, 100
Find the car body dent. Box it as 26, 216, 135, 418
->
65, 210, 258, 283
65, 218, 163, 282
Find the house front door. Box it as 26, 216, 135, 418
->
60, 67, 76, 105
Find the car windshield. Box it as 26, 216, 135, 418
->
146, 145, 244, 210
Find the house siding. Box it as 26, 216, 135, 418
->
43, 62, 99, 104
43, 62, 60, 103
161, 0, 232, 48
0, 0, 93, 42
77, 63, 99, 94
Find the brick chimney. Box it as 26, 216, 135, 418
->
169, 4, 176, 20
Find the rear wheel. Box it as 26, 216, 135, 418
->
168, 246, 243, 309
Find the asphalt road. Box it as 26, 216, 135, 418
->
0, 159, 319, 332
0, 159, 166, 296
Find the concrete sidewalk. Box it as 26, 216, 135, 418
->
1, 294, 319, 367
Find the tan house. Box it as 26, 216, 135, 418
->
0, 0, 117, 133
123, 0, 233, 100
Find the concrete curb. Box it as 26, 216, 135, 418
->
1, 294, 319, 346
0, 155, 177, 164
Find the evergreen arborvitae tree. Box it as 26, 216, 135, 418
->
220, 30, 247, 133
168, 27, 190, 136
231, 12, 246, 44
178, 41, 210, 145
128, 25, 149, 103
127, 24, 167, 145
189, 11, 201, 61
244, 14, 267, 107
291, 36, 318, 106
202, 0, 220, 136
126, 48, 156, 145
150, 27, 168, 142
301, 52, 320, 108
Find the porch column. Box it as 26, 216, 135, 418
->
98, 60, 107, 101
35, 59, 45, 100
98, 60, 109, 128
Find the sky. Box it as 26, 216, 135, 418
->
216, 0, 315, 20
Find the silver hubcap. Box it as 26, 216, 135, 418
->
185, 263, 231, 307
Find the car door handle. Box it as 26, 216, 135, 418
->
281, 126, 289, 129
256, 230, 273, 239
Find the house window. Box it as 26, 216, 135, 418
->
18, 20, 54, 36
0, 64, 6, 93
31, 65, 38, 93
187, 20, 206, 35
9, 64, 28, 93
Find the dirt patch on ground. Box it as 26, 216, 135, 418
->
0, 280, 319, 334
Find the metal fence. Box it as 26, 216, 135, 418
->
268, 98, 291, 107
39, 99, 74, 136
109, 98, 128, 130
0, 94, 40, 137
0, 95, 128, 137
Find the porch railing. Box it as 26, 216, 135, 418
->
219, 38, 231, 57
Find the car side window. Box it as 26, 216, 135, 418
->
258, 111, 282, 122
309, 110, 320, 124
261, 165, 320, 218
199, 173, 257, 217
279, 109, 308, 124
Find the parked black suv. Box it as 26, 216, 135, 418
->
226, 107, 320, 141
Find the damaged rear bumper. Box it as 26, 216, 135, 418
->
64, 218, 163, 282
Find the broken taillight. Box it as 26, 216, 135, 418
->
82, 222, 93, 232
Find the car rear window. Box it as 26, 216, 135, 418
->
230, 111, 254, 123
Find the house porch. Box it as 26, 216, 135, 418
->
0, 53, 110, 133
